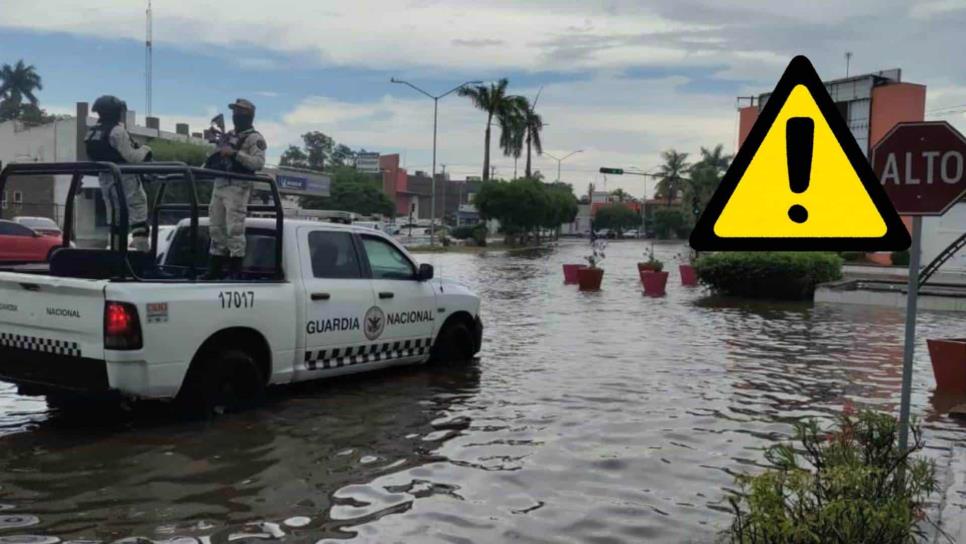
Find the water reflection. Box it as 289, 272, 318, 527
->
0, 240, 965, 542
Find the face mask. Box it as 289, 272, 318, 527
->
233, 113, 253, 131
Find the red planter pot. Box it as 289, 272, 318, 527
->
927, 338, 966, 393
640, 270, 669, 296
679, 264, 698, 286
638, 263, 662, 273
563, 263, 587, 284
577, 267, 604, 291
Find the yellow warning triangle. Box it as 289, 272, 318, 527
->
690, 55, 910, 251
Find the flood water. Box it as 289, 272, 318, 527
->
1, 239, 966, 543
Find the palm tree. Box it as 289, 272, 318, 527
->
499, 104, 526, 177
682, 144, 734, 217
696, 144, 732, 177
459, 78, 525, 181
0, 60, 43, 109
610, 188, 629, 202
523, 106, 544, 179
654, 149, 691, 206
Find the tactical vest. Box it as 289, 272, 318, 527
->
84, 124, 126, 163
206, 130, 259, 175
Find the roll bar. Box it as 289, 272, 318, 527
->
0, 161, 285, 281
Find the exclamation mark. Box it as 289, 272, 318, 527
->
786, 117, 814, 224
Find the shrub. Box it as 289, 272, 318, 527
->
450, 224, 480, 240
451, 224, 488, 246
728, 408, 937, 544
694, 252, 842, 300
839, 251, 867, 262
471, 226, 487, 247
147, 138, 210, 166
892, 250, 910, 266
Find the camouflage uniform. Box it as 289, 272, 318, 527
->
90, 125, 152, 251
207, 101, 266, 259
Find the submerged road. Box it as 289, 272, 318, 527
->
0, 239, 964, 542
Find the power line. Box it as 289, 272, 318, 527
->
927, 103, 966, 114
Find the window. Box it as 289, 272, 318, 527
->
1, 192, 5, 209
361, 235, 415, 280
13, 191, 22, 206
308, 231, 363, 279
0, 221, 33, 237
165, 226, 277, 272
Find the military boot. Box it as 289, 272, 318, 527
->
226, 256, 245, 280
202, 255, 227, 280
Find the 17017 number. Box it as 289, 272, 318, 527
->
219, 290, 255, 309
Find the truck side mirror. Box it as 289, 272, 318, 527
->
417, 263, 434, 281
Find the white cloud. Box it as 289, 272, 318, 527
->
10, 0, 966, 198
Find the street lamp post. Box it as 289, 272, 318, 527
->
390, 78, 482, 246
544, 149, 583, 182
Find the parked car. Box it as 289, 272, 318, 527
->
14, 216, 61, 238
622, 229, 641, 238
0, 219, 64, 262
353, 221, 383, 232
594, 228, 616, 239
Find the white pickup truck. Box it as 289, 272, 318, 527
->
0, 162, 482, 414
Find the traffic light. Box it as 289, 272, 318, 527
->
599, 167, 624, 175
692, 196, 702, 217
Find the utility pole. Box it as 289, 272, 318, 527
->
390, 78, 482, 246
845, 51, 852, 77
145, 0, 153, 117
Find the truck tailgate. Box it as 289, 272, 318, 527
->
0, 272, 107, 364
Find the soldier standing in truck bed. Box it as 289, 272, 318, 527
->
84, 95, 153, 251
202, 98, 266, 280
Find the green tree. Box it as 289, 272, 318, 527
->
654, 149, 691, 206
523, 97, 544, 179
331, 144, 356, 167
458, 78, 527, 181
544, 182, 578, 239
652, 207, 687, 239
279, 145, 309, 169
301, 167, 394, 217
682, 144, 733, 221
610, 188, 630, 202
148, 138, 209, 166
499, 105, 525, 165
696, 144, 732, 175
474, 177, 571, 244
301, 131, 334, 171
0, 60, 42, 122
593, 204, 641, 234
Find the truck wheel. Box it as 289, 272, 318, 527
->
179, 349, 265, 417
430, 322, 474, 365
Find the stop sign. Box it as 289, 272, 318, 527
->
872, 121, 966, 215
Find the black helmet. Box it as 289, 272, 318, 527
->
92, 95, 127, 116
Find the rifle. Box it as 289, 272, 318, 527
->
202, 114, 233, 171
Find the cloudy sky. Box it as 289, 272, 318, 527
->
2, 0, 965, 197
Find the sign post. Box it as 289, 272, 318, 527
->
872, 121, 966, 451
896, 216, 921, 452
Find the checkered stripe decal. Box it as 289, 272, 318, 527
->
305, 337, 433, 370
0, 332, 82, 357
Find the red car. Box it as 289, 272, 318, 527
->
0, 219, 64, 263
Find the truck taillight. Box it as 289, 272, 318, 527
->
104, 301, 142, 350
